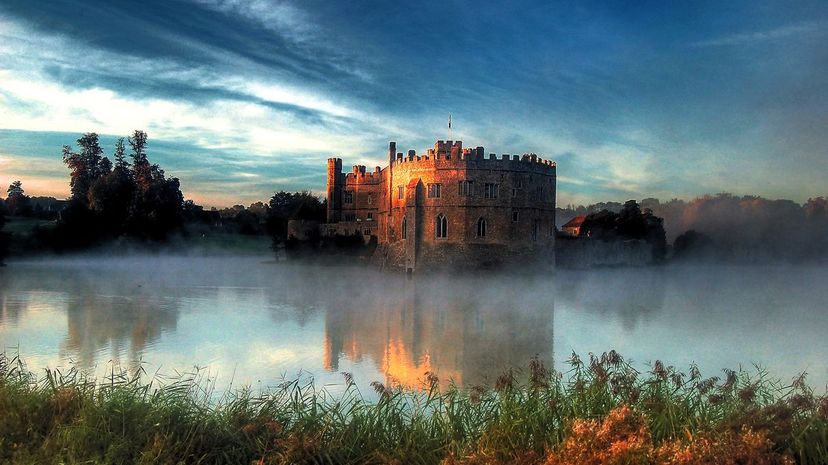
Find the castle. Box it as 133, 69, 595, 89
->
325, 140, 556, 272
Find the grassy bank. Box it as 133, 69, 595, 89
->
2, 352, 827, 464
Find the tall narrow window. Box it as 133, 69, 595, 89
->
512, 211, 519, 222
532, 220, 540, 241
367, 193, 373, 204
344, 191, 354, 203
428, 183, 442, 198
476, 217, 487, 238
436, 214, 447, 238
484, 183, 499, 199
458, 180, 473, 196
398, 185, 404, 199
402, 216, 407, 240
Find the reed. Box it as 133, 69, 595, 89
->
1, 351, 826, 464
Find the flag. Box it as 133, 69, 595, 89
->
448, 114, 451, 129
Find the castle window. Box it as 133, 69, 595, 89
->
428, 183, 442, 198
515, 178, 523, 188
458, 180, 473, 196
476, 217, 487, 238
367, 212, 373, 221
512, 211, 519, 223
550, 225, 556, 237
532, 220, 540, 241
344, 213, 356, 222
484, 183, 499, 199
436, 214, 447, 238
512, 188, 517, 198
344, 191, 354, 204
364, 229, 371, 236
398, 186, 404, 199
367, 193, 373, 204
402, 216, 407, 240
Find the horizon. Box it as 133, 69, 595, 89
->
1, 1, 827, 208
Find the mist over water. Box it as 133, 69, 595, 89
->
1, 256, 827, 394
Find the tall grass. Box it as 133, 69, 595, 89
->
1, 351, 827, 464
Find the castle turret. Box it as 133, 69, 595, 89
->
327, 158, 342, 223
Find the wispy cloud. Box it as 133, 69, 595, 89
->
1, 1, 827, 206
692, 21, 827, 47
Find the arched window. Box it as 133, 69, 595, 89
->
476, 217, 487, 238
402, 216, 407, 240
532, 219, 540, 241
436, 214, 447, 239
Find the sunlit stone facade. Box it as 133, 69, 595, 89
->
325, 140, 556, 272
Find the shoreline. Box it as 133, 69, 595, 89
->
1, 352, 819, 464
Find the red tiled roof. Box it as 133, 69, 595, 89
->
562, 215, 586, 228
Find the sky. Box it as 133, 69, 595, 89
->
0, 0, 826, 208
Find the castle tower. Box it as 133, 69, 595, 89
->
326, 158, 342, 223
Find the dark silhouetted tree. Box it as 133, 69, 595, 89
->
6, 180, 32, 216
56, 130, 184, 246
129, 130, 152, 191
578, 200, 666, 261
673, 230, 716, 261
62, 133, 111, 207
267, 191, 325, 241
113, 137, 130, 174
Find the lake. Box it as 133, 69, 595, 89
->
1, 256, 827, 394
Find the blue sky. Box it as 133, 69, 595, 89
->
0, 1, 826, 207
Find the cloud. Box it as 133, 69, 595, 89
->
692, 21, 827, 47
191, 0, 313, 45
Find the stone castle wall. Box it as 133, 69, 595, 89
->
326, 140, 556, 272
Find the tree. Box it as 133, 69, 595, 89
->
88, 169, 135, 231
129, 130, 152, 191
578, 200, 667, 261
62, 132, 111, 206
57, 130, 184, 244
6, 180, 32, 216
113, 137, 130, 174
267, 191, 325, 241
673, 230, 716, 261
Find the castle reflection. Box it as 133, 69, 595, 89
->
320, 275, 555, 388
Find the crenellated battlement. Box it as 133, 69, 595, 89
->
389, 141, 556, 173
343, 164, 383, 184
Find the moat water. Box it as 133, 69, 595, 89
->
1, 256, 827, 393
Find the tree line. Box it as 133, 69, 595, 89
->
57, 130, 184, 245
565, 200, 668, 261
559, 193, 828, 262
0, 130, 329, 256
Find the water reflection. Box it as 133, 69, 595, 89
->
321, 276, 555, 387
1, 258, 828, 392
556, 268, 666, 330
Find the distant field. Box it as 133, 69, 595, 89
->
1, 216, 56, 236
183, 231, 272, 255
1, 216, 272, 256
